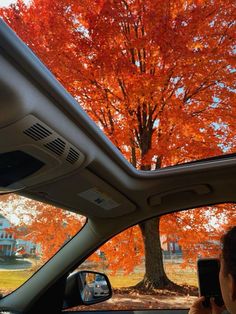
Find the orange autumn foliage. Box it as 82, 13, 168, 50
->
1, 0, 235, 168
89, 205, 235, 272
0, 194, 85, 261
0, 0, 235, 276
160, 205, 236, 268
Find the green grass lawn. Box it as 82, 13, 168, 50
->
165, 263, 198, 286
0, 263, 197, 296
0, 270, 34, 292
109, 263, 197, 288
109, 272, 143, 288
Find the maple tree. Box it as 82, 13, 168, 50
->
0, 194, 85, 261
1, 0, 235, 289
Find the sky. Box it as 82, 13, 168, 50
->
0, 0, 17, 6
0, 0, 29, 7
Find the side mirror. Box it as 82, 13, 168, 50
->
63, 270, 112, 309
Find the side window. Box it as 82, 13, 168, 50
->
0, 194, 86, 298
70, 203, 235, 311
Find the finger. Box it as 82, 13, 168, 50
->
193, 296, 208, 309
210, 298, 225, 313
194, 296, 205, 305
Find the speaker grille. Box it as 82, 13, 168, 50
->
23, 123, 52, 141
66, 147, 80, 164
23, 120, 82, 165
44, 138, 66, 156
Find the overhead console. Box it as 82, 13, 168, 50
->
0, 114, 85, 193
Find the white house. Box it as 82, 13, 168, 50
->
0, 214, 16, 256
0, 214, 39, 257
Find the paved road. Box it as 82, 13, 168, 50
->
0, 258, 32, 270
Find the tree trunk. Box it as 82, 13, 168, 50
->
135, 108, 179, 291
136, 217, 178, 290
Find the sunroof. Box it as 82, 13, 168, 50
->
1, 1, 235, 170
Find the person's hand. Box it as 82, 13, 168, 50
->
189, 297, 212, 314
209, 297, 226, 314
188, 297, 225, 314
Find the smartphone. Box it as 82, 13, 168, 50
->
197, 258, 224, 307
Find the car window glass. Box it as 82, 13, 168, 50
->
68, 204, 235, 311
0, 194, 85, 298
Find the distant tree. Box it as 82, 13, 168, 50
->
0, 194, 84, 261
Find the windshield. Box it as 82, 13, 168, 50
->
0, 0, 235, 171
0, 194, 85, 298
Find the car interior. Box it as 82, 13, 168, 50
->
0, 18, 235, 314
